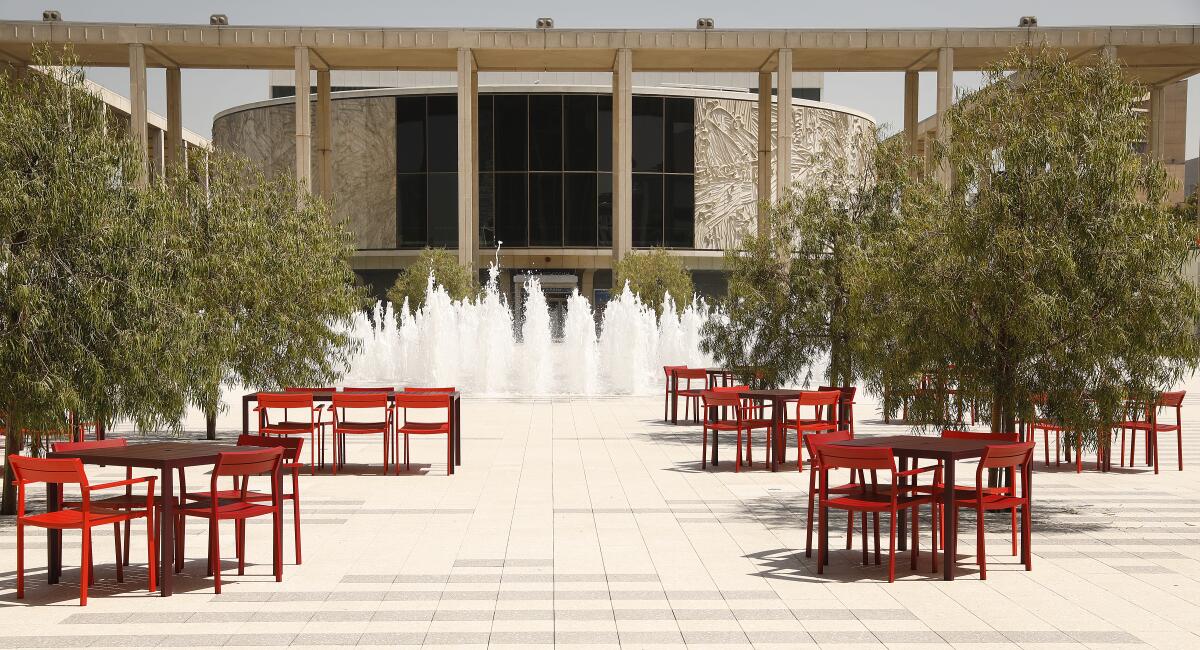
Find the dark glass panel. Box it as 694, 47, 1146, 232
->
597, 173, 612, 247
427, 173, 458, 247
597, 95, 612, 172
632, 173, 663, 247
664, 98, 694, 174
563, 174, 597, 247
632, 96, 663, 173
529, 95, 563, 171
529, 173, 563, 246
563, 95, 597, 171
494, 95, 528, 172
664, 174, 694, 248
426, 95, 457, 173
478, 172, 496, 247
396, 97, 425, 173
478, 95, 494, 172
396, 173, 427, 247
494, 173, 528, 246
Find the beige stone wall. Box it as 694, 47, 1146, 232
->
693, 97, 874, 250
212, 96, 397, 249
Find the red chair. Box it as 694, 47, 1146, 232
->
1026, 394, 1071, 469
673, 368, 709, 424
330, 392, 394, 475
256, 392, 320, 474
803, 430, 870, 563
284, 387, 334, 468
1120, 391, 1185, 473
396, 392, 453, 475
183, 435, 305, 565
699, 390, 772, 471
176, 448, 283, 594
782, 390, 841, 470
818, 386, 857, 436
8, 454, 157, 605
815, 446, 938, 582
662, 365, 687, 421
946, 442, 1035, 579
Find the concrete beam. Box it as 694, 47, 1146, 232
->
128, 43, 148, 188
294, 46, 312, 196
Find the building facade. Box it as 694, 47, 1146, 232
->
213, 73, 872, 301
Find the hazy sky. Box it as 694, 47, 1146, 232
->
3, 1, 1199, 157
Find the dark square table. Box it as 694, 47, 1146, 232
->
47, 441, 273, 596
829, 434, 1032, 580
241, 390, 462, 470
669, 368, 733, 425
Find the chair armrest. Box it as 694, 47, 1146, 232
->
252, 405, 266, 412
896, 465, 938, 478
283, 462, 303, 471
89, 476, 156, 491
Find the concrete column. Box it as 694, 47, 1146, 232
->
756, 71, 772, 235
1099, 45, 1117, 62
612, 48, 633, 260
294, 46, 312, 195
127, 43, 148, 188
903, 70, 918, 158
149, 127, 165, 182
316, 68, 333, 200
1147, 84, 1166, 160
165, 67, 182, 176
935, 47, 954, 187
581, 269, 596, 303
456, 48, 478, 270
774, 49, 793, 203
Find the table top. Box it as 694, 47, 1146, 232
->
49, 441, 259, 469
737, 388, 842, 400
832, 435, 990, 460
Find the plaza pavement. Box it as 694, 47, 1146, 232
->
2, 389, 1200, 649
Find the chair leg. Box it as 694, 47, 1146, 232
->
861, 512, 868, 566
911, 505, 919, 571
1131, 430, 1137, 467
447, 433, 454, 476
848, 511, 856, 551
113, 522, 124, 583
15, 522, 23, 599
804, 470, 815, 557
272, 508, 283, 582
817, 502, 827, 575
210, 521, 222, 594
701, 425, 708, 470
977, 507, 987, 580
931, 503, 940, 574
293, 493, 303, 565
1153, 430, 1160, 475
873, 513, 882, 565
175, 514, 185, 574
1011, 507, 1018, 556
236, 520, 246, 576
80, 528, 91, 606
1179, 428, 1184, 471
735, 428, 742, 473
887, 508, 898, 583
147, 514, 157, 593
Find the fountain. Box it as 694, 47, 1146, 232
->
342, 263, 716, 396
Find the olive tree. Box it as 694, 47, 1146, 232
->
612, 248, 694, 315
387, 247, 478, 310
857, 48, 1200, 448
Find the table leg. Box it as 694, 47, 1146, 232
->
771, 403, 783, 472
159, 467, 175, 596
711, 427, 719, 466
242, 394, 251, 435
1022, 460, 1032, 569
47, 482, 61, 584
942, 457, 956, 581
896, 456, 909, 551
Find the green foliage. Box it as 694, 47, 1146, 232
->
857, 48, 1200, 443
387, 248, 478, 311
0, 53, 202, 512
612, 248, 694, 315
166, 151, 365, 436
701, 133, 919, 390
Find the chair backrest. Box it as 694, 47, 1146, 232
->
8, 455, 89, 486
816, 445, 895, 472
212, 448, 283, 478
941, 429, 1020, 443
978, 441, 1035, 471
258, 392, 314, 409
804, 429, 853, 460
797, 390, 841, 407
712, 384, 750, 393
1161, 391, 1186, 408
331, 392, 389, 409
394, 392, 451, 409
676, 368, 708, 381
701, 390, 741, 408
663, 365, 687, 378
284, 386, 335, 394
404, 386, 455, 393
342, 386, 394, 393
818, 385, 857, 402
51, 438, 128, 453
237, 434, 304, 463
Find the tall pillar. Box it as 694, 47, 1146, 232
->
756, 71, 772, 235
470, 67, 480, 266
774, 49, 793, 203
1147, 84, 1166, 160
456, 48, 478, 270
935, 47, 954, 187
612, 48, 633, 261
165, 67, 182, 176
294, 47, 312, 196
1099, 45, 1117, 62
149, 127, 165, 182
903, 71, 919, 159
316, 69, 333, 200
128, 43, 148, 188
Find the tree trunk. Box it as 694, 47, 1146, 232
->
205, 409, 218, 441
2, 408, 21, 515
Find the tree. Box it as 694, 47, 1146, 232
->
167, 151, 364, 440
612, 248, 694, 315
701, 134, 923, 389
387, 247, 477, 310
857, 48, 1200, 451
0, 54, 201, 513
